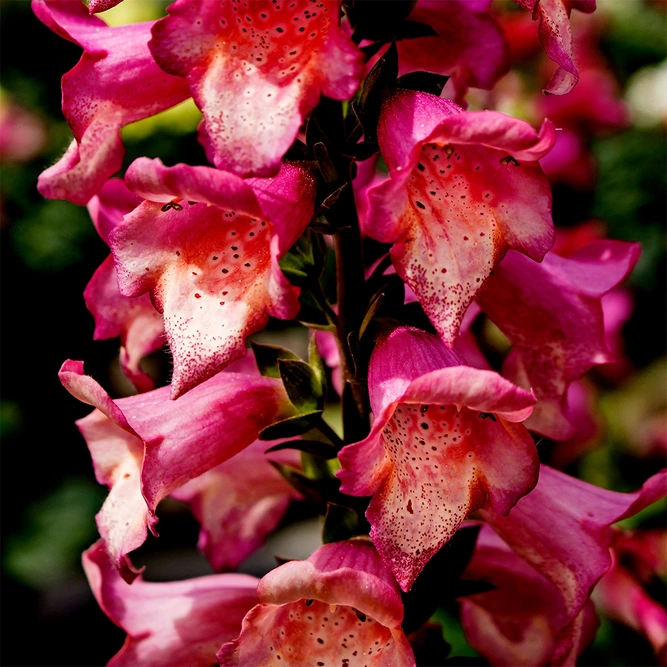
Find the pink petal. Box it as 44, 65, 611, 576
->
459, 526, 598, 666
83, 540, 259, 667
515, 0, 597, 95
85, 180, 164, 392
171, 439, 301, 572
60, 361, 294, 574
149, 0, 363, 176
397, 0, 510, 102
479, 466, 667, 620
88, 0, 124, 13
477, 241, 641, 408
337, 328, 538, 590
595, 552, 667, 657
32, 0, 190, 204
112, 158, 315, 397
219, 540, 415, 666
367, 90, 555, 345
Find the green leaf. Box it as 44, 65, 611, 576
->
396, 71, 450, 96
250, 341, 299, 379
279, 229, 327, 287
259, 411, 323, 440
264, 439, 338, 460
279, 358, 325, 413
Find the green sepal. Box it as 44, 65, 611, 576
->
258, 411, 324, 440
250, 341, 299, 379
269, 461, 338, 503
279, 229, 326, 287
279, 358, 325, 413
264, 439, 338, 460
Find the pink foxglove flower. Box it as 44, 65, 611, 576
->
459, 525, 599, 666
83, 540, 259, 667
397, 0, 510, 104
366, 89, 555, 346
479, 466, 667, 625
594, 549, 667, 661
110, 158, 315, 398
514, 0, 596, 95
476, 240, 641, 439
219, 539, 416, 666
84, 178, 164, 392
59, 360, 294, 581
32, 0, 190, 205
337, 327, 538, 591
149, 0, 364, 176
172, 438, 302, 572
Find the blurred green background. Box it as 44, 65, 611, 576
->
0, 1, 665, 665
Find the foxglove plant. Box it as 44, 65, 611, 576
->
37, 0, 665, 665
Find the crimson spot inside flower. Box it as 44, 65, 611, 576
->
392, 142, 505, 344
368, 402, 493, 589
240, 599, 404, 666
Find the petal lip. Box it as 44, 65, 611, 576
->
257, 539, 405, 629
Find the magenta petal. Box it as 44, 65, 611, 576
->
149, 0, 363, 176
88, 0, 124, 13
171, 439, 301, 572
60, 361, 293, 570
515, 0, 597, 95
113, 159, 314, 397
459, 526, 598, 666
480, 466, 667, 620
32, 0, 190, 204
83, 540, 259, 667
397, 0, 510, 102
367, 90, 555, 345
338, 328, 538, 591
477, 241, 641, 407
219, 540, 415, 666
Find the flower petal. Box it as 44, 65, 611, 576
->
149, 0, 363, 175
83, 540, 259, 667
112, 159, 314, 397
480, 466, 667, 619
172, 439, 301, 572
367, 90, 554, 345
32, 0, 190, 204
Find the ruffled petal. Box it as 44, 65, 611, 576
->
171, 439, 301, 572
32, 0, 190, 204
85, 180, 164, 392
149, 0, 363, 176
112, 158, 315, 397
480, 466, 667, 620
397, 0, 510, 102
337, 328, 538, 590
60, 361, 293, 574
367, 90, 555, 345
219, 540, 415, 666
477, 241, 641, 408
83, 540, 259, 667
515, 0, 597, 95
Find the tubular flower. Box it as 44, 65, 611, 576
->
218, 539, 416, 666
337, 327, 538, 591
172, 438, 302, 572
476, 240, 641, 439
58, 360, 294, 581
366, 89, 555, 346
31, 0, 190, 205
82, 540, 260, 667
459, 525, 599, 667
109, 157, 316, 398
84, 178, 164, 393
397, 0, 510, 104
514, 0, 597, 95
478, 466, 667, 626
149, 0, 364, 176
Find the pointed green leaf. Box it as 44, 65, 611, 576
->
279, 358, 324, 413
259, 411, 323, 440
250, 341, 299, 379
264, 439, 338, 460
